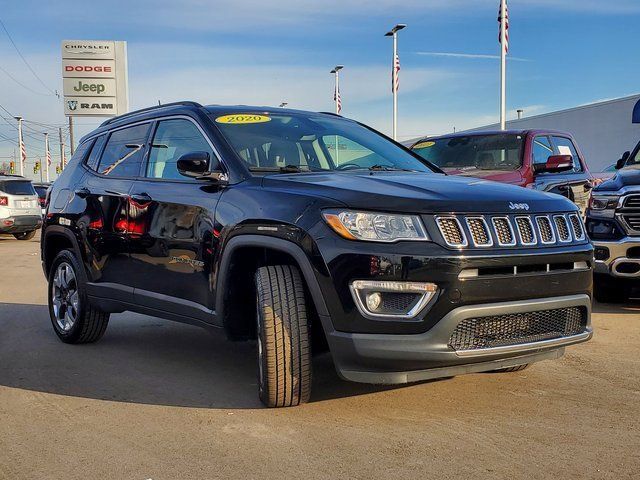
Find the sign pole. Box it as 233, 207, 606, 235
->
68, 116, 74, 157
58, 127, 65, 172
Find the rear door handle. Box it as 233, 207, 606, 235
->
130, 192, 152, 203
74, 187, 91, 198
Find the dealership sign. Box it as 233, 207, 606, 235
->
61, 40, 129, 117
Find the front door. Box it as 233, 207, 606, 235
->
127, 117, 224, 322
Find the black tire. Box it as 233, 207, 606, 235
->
13, 230, 36, 240
255, 265, 312, 408
48, 250, 109, 344
593, 275, 627, 304
492, 364, 529, 373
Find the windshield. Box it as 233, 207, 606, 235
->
0, 180, 36, 195
412, 134, 524, 172
212, 112, 435, 173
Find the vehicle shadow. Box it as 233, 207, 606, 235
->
593, 299, 640, 315
0, 302, 413, 409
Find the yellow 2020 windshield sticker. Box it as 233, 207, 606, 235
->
413, 141, 435, 149
215, 114, 271, 124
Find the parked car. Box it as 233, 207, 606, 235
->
41, 102, 593, 407
0, 174, 42, 240
410, 130, 594, 213
33, 182, 51, 216
587, 141, 640, 302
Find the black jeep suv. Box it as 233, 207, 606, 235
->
41, 102, 593, 407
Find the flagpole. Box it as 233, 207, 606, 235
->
335, 69, 340, 114
385, 24, 406, 141
500, 0, 507, 131
15, 116, 24, 176
44, 132, 50, 183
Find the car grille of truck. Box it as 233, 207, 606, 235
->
434, 213, 586, 249
623, 195, 640, 209
622, 215, 640, 231
448, 306, 588, 351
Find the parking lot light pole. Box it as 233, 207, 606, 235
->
385, 24, 406, 141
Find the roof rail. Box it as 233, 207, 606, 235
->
100, 101, 203, 127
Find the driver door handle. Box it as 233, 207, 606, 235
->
130, 192, 152, 203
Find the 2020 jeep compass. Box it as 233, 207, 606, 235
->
41, 102, 593, 407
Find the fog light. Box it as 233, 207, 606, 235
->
366, 292, 382, 311
349, 280, 438, 320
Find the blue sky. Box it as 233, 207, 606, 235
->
1, 0, 639, 178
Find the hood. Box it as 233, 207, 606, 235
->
594, 165, 640, 193
442, 167, 525, 185
262, 171, 575, 214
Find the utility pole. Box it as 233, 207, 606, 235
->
385, 24, 406, 141
44, 132, 50, 183
15, 116, 24, 176
59, 127, 65, 170
68, 116, 75, 156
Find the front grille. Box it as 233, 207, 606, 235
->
466, 217, 492, 246
554, 215, 571, 242
515, 216, 536, 245
436, 217, 466, 246
448, 307, 587, 351
623, 195, 640, 209
536, 216, 555, 244
623, 215, 640, 231
492, 217, 515, 246
568, 213, 585, 240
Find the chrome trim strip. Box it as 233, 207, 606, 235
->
535, 215, 556, 245
455, 329, 593, 357
491, 216, 516, 246
567, 213, 586, 241
610, 258, 640, 278
514, 215, 537, 246
349, 281, 439, 320
464, 216, 494, 248
435, 216, 468, 247
552, 214, 572, 243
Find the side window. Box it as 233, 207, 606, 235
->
85, 135, 106, 171
97, 123, 151, 177
551, 136, 583, 173
146, 119, 217, 180
68, 138, 94, 166
532, 136, 553, 165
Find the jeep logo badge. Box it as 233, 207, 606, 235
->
509, 202, 530, 211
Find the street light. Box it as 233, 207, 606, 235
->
385, 24, 406, 141
330, 65, 344, 115
279, 102, 288, 108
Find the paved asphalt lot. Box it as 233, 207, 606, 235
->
0, 235, 639, 479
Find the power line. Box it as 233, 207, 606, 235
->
0, 16, 59, 97
0, 64, 52, 96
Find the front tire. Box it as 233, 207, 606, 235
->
255, 265, 312, 407
48, 250, 110, 344
14, 230, 36, 240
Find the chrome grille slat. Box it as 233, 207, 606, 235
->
465, 217, 493, 247
515, 216, 536, 246
436, 216, 467, 247
553, 215, 572, 242
536, 216, 556, 244
568, 213, 585, 241
491, 217, 516, 246
623, 195, 640, 209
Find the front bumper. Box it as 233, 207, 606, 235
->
593, 238, 640, 277
322, 294, 592, 384
0, 215, 42, 234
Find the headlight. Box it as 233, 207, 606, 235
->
589, 195, 619, 210
323, 210, 429, 242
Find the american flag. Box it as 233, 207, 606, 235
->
392, 53, 400, 93
334, 85, 342, 113
498, 1, 509, 53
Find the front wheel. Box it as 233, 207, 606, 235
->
14, 230, 36, 240
255, 265, 312, 407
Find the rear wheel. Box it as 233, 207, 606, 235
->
593, 274, 627, 304
255, 265, 312, 408
14, 230, 36, 240
48, 250, 110, 344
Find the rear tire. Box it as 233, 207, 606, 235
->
48, 250, 110, 344
14, 230, 36, 240
593, 275, 627, 304
255, 265, 312, 408
492, 364, 529, 373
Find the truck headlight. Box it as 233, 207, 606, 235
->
589, 195, 619, 210
323, 210, 429, 242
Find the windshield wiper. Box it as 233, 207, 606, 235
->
248, 165, 312, 173
368, 164, 417, 172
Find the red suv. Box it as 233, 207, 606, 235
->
411, 130, 594, 212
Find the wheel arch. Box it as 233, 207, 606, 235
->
43, 226, 85, 277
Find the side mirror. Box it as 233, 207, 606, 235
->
177, 151, 227, 183
534, 155, 574, 174
616, 151, 630, 170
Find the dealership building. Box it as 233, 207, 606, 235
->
413, 94, 640, 172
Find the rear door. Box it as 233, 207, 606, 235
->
82, 122, 151, 299
533, 135, 591, 214
128, 117, 223, 322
